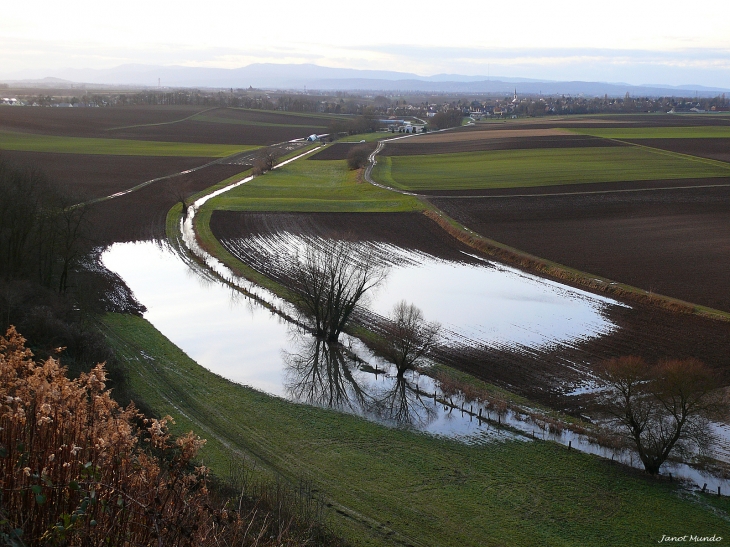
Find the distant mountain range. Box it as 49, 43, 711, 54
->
4, 63, 729, 98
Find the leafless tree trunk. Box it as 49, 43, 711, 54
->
289, 240, 387, 343
598, 356, 728, 474
376, 301, 440, 377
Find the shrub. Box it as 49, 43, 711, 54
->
346, 145, 371, 170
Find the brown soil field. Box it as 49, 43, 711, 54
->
431, 185, 730, 313
207, 211, 730, 412
469, 114, 730, 131
0, 106, 328, 145
203, 108, 337, 127
86, 163, 245, 244
381, 135, 626, 156
0, 149, 212, 200
401, 128, 568, 143
0, 105, 202, 136
416, 176, 730, 196
626, 138, 730, 163
308, 142, 378, 161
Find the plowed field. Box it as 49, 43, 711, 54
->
626, 138, 730, 163
309, 142, 378, 160
0, 106, 336, 145
0, 150, 212, 199
87, 164, 245, 244
381, 134, 626, 156
431, 185, 730, 312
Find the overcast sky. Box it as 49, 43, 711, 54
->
3, 0, 730, 87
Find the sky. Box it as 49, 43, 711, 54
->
2, 0, 730, 88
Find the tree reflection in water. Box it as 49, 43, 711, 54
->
283, 330, 438, 429
373, 374, 437, 428
283, 333, 372, 412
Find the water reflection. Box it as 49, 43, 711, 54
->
373, 374, 437, 428
283, 330, 438, 429
283, 334, 370, 411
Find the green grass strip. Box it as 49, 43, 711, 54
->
0, 130, 257, 157
569, 126, 730, 139
100, 312, 730, 547
374, 146, 730, 191
206, 158, 424, 213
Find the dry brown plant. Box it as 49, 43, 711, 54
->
0, 327, 342, 547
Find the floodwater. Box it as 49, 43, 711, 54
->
102, 240, 730, 491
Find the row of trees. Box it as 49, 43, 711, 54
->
0, 159, 88, 293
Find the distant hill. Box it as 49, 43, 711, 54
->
3, 63, 729, 97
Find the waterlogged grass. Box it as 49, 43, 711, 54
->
205, 158, 423, 212
373, 146, 730, 190
570, 126, 730, 139
0, 130, 256, 157
100, 313, 730, 547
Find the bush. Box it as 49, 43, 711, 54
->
0, 327, 344, 546
346, 145, 371, 170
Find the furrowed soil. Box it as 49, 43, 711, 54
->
381, 134, 626, 156
208, 210, 730, 413
86, 164, 245, 244
308, 142, 378, 160
470, 114, 730, 130
430, 185, 730, 313
626, 138, 730, 163
0, 149, 212, 199
0, 106, 329, 145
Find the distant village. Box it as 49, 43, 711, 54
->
1, 84, 729, 120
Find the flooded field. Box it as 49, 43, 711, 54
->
101, 233, 729, 491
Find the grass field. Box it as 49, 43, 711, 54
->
204, 157, 423, 212
0, 130, 257, 156
100, 312, 730, 547
373, 146, 730, 191
570, 126, 730, 139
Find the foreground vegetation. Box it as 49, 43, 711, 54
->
99, 313, 730, 546
0, 326, 341, 546
373, 146, 730, 191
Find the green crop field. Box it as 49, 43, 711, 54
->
100, 312, 730, 547
205, 157, 423, 213
569, 126, 730, 139
0, 130, 257, 157
372, 146, 730, 191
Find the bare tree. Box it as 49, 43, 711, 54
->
377, 301, 440, 377
598, 356, 728, 474
289, 240, 387, 343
